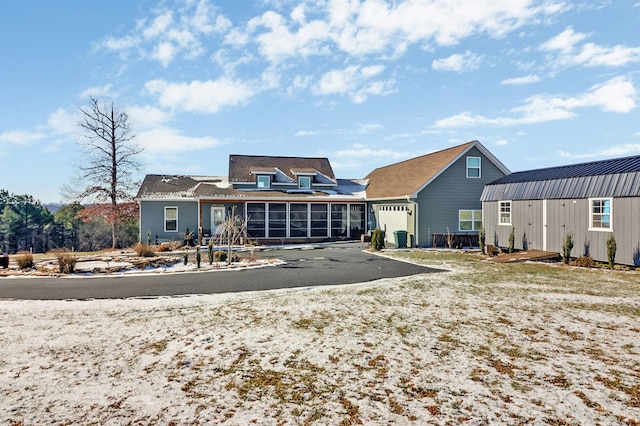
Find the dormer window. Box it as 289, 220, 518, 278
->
298, 176, 311, 189
257, 175, 271, 188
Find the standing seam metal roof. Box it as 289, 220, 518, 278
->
481, 154, 640, 201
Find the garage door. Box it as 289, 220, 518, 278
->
378, 205, 409, 245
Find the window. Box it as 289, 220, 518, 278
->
268, 203, 287, 238
459, 210, 482, 231
246, 203, 266, 237
499, 201, 511, 225
331, 204, 348, 238
590, 198, 612, 230
467, 157, 481, 178
290, 203, 308, 237
349, 204, 366, 238
310, 204, 328, 237
257, 175, 271, 188
298, 176, 311, 189
164, 206, 178, 232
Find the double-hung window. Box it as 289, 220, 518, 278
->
467, 157, 481, 178
499, 201, 511, 225
164, 206, 178, 232
590, 198, 612, 230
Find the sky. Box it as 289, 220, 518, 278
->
1, 0, 639, 204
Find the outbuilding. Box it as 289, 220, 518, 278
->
480, 154, 640, 266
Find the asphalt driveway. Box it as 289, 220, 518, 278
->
0, 243, 441, 300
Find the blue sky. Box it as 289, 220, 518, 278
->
1, 0, 639, 203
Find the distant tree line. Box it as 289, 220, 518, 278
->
0, 189, 138, 254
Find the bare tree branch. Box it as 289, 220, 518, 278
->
65, 97, 143, 248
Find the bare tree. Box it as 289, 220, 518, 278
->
65, 97, 142, 249
214, 207, 248, 264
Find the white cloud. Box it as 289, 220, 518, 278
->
79, 84, 114, 99
236, 0, 566, 63
557, 143, 640, 160
435, 76, 637, 128
314, 64, 392, 103
47, 108, 78, 135
128, 105, 172, 129
502, 74, 541, 85
145, 78, 256, 114
432, 51, 483, 72
540, 26, 640, 69
333, 143, 411, 160
135, 127, 222, 155
0, 130, 46, 145
294, 130, 322, 137
100, 0, 230, 66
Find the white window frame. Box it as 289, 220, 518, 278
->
257, 175, 271, 188
499, 201, 512, 226
298, 176, 311, 189
459, 209, 482, 231
164, 206, 178, 232
589, 197, 613, 231
466, 156, 481, 178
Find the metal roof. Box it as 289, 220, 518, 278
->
481, 154, 640, 201
490, 154, 640, 184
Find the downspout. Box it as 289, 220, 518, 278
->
137, 200, 142, 243
407, 197, 419, 247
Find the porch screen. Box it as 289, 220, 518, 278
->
331, 204, 347, 238
310, 204, 328, 237
246, 203, 266, 238
349, 204, 366, 238
290, 203, 308, 237
268, 203, 287, 238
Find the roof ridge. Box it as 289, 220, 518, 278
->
368, 140, 477, 172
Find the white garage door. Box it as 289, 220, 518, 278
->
378, 205, 409, 245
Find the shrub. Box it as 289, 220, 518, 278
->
371, 229, 384, 251
562, 233, 574, 265
183, 250, 189, 265
606, 233, 616, 269
573, 254, 594, 268
133, 242, 155, 257
478, 225, 486, 255
213, 250, 227, 262
15, 251, 34, 270
208, 239, 214, 265
508, 227, 515, 254
156, 243, 172, 253
196, 249, 201, 268
54, 250, 77, 274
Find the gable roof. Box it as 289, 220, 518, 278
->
481, 154, 640, 201
135, 175, 226, 199
364, 140, 509, 199
229, 155, 337, 185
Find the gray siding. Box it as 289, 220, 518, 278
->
416, 147, 507, 246
139, 200, 199, 243
483, 198, 640, 266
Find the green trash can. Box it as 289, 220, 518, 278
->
393, 230, 408, 248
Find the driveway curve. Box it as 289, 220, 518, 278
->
0, 244, 441, 300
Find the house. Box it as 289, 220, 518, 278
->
365, 141, 510, 247
136, 155, 368, 244
480, 154, 640, 266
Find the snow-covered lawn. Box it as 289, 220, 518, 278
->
1, 251, 639, 425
